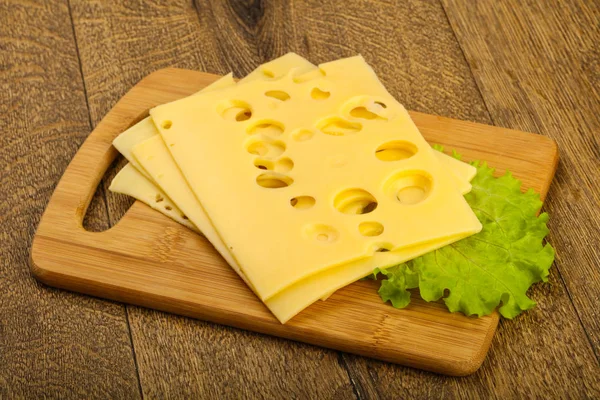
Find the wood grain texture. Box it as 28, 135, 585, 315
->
31, 68, 562, 377
67, 1, 356, 397
5, 0, 598, 397
442, 0, 600, 361
0, 1, 140, 398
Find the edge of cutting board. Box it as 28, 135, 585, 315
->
30, 67, 558, 376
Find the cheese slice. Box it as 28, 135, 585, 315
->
151, 55, 482, 302
239, 53, 316, 84
111, 54, 477, 322
131, 124, 476, 321
113, 73, 236, 177
113, 118, 157, 180
109, 163, 197, 232
266, 233, 467, 322
130, 134, 251, 289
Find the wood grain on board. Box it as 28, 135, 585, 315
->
0, 1, 140, 398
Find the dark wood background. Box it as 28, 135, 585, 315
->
1, 0, 598, 398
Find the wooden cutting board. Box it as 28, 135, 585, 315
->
30, 68, 558, 376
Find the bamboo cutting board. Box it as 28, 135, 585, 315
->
30, 68, 558, 376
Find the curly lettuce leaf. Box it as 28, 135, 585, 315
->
375, 265, 419, 308
376, 150, 555, 318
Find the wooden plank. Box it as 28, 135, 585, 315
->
67, 1, 356, 397
0, 1, 140, 398
442, 0, 600, 363
32, 68, 560, 376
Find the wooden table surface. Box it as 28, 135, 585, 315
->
1, 0, 598, 398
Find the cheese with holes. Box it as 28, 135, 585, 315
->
239, 53, 316, 84
110, 54, 478, 322
151, 55, 482, 302
128, 56, 474, 288
130, 134, 248, 287
111, 73, 253, 288
113, 73, 236, 175
109, 163, 197, 232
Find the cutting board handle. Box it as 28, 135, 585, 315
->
35, 68, 208, 235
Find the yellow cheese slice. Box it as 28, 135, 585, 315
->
151, 55, 482, 301
112, 73, 236, 175
438, 152, 473, 194
239, 53, 316, 83
131, 118, 476, 321
130, 134, 251, 289
266, 233, 467, 322
113, 54, 477, 322
113, 118, 157, 180
109, 163, 197, 232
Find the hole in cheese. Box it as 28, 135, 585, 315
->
265, 90, 291, 101
317, 117, 361, 136
276, 157, 294, 173
290, 196, 315, 209
245, 138, 286, 158
256, 173, 293, 189
254, 159, 274, 171
384, 171, 433, 205
161, 120, 172, 129
254, 157, 293, 173
292, 129, 314, 142
359, 221, 384, 237
304, 223, 339, 244
216, 100, 252, 122
236, 110, 252, 121
371, 242, 394, 253
311, 87, 331, 100
262, 69, 275, 78
247, 120, 285, 137
349, 106, 386, 120
375, 141, 418, 161
334, 188, 378, 215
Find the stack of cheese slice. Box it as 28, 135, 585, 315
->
110, 53, 482, 323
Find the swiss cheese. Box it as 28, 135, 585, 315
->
113, 73, 236, 175
113, 118, 157, 180
111, 54, 478, 322
151, 55, 482, 301
109, 163, 197, 232
130, 134, 249, 288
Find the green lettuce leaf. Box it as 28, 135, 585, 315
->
376, 149, 555, 318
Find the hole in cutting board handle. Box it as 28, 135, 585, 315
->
81, 108, 154, 232
82, 155, 134, 232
